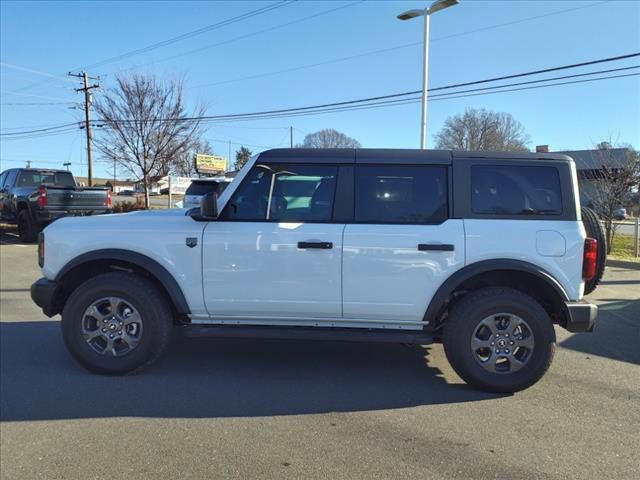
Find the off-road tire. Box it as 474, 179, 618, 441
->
61, 271, 173, 374
443, 287, 556, 393
17, 209, 38, 243
581, 206, 606, 295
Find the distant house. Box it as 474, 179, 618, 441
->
75, 177, 136, 193
536, 146, 632, 206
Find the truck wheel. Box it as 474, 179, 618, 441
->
443, 287, 555, 393
17, 209, 38, 243
61, 271, 173, 375
581, 207, 606, 295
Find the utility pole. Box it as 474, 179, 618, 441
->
69, 72, 99, 186
228, 140, 232, 170
290, 126, 294, 148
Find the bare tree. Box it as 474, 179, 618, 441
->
584, 143, 639, 252
235, 146, 252, 170
434, 108, 530, 151
94, 73, 205, 207
299, 128, 361, 148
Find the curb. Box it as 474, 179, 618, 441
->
606, 258, 640, 270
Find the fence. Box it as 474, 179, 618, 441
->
611, 218, 640, 258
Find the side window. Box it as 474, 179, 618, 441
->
222, 164, 338, 222
355, 165, 448, 224
0, 172, 6, 188
471, 165, 562, 215
4, 171, 18, 188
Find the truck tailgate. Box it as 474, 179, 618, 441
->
45, 187, 110, 209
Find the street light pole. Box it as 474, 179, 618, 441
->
398, 0, 458, 149
421, 12, 430, 150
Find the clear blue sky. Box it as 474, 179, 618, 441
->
1, 0, 639, 180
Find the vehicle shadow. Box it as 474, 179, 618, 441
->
0, 224, 24, 245
0, 321, 501, 422
559, 298, 640, 365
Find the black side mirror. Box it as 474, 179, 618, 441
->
200, 192, 219, 219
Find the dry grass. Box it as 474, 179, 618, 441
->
112, 197, 146, 213
610, 234, 640, 262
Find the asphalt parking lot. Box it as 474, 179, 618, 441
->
1, 225, 639, 480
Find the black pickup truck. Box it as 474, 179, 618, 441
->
0, 168, 112, 242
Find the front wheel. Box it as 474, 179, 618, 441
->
443, 287, 556, 393
61, 272, 173, 374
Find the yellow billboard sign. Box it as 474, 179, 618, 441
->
195, 154, 227, 174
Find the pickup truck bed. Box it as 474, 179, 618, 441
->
0, 168, 112, 242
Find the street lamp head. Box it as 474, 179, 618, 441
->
397, 0, 457, 20
397, 9, 425, 20
428, 0, 459, 14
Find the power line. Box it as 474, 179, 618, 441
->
427, 52, 640, 93
433, 0, 611, 43
0, 62, 75, 83
0, 101, 76, 106
81, 1, 296, 70
195, 1, 612, 89
0, 127, 80, 141
0, 122, 79, 136
268, 72, 640, 117
428, 65, 639, 98
138, 1, 363, 68
113, 53, 640, 125
0, 91, 77, 102
194, 41, 421, 89
2, 70, 636, 141
2, 0, 610, 97
203, 136, 284, 150
3, 54, 638, 137
0, 158, 77, 165
3, 1, 296, 95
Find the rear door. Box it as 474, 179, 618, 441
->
342, 155, 465, 328
201, 161, 346, 321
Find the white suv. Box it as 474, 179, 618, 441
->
31, 149, 600, 392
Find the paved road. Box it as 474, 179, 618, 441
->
1, 226, 639, 480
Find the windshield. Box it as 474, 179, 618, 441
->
16, 171, 76, 188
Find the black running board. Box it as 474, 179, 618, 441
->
178, 325, 434, 345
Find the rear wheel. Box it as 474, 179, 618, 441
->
17, 209, 38, 243
443, 287, 556, 393
581, 206, 606, 294
61, 271, 173, 374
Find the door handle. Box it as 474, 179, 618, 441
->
418, 243, 454, 252
298, 241, 333, 249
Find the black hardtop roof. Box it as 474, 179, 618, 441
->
257, 148, 574, 165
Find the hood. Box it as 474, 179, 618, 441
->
43, 207, 193, 234
123, 208, 189, 218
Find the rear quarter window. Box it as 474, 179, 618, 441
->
471, 165, 562, 216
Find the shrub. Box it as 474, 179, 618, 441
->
112, 196, 146, 213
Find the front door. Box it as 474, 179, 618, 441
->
202, 163, 344, 320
